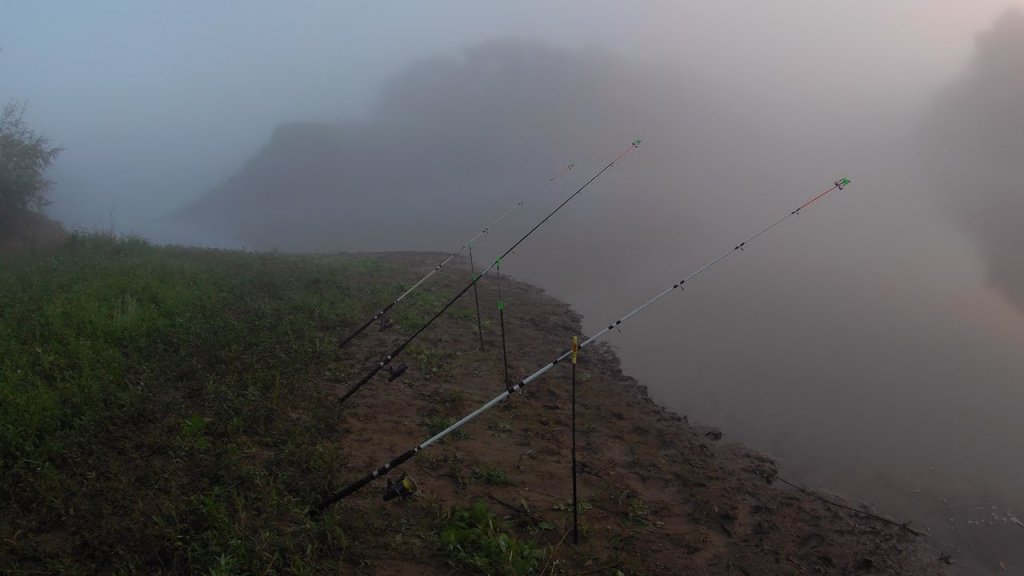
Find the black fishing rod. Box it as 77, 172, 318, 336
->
337, 139, 643, 405
570, 336, 580, 545
314, 178, 851, 510
338, 200, 525, 350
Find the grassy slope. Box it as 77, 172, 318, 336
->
0, 234, 446, 574
1, 235, 944, 576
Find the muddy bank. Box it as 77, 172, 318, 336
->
328, 252, 946, 574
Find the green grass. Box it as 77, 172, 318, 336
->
423, 415, 470, 441
439, 501, 544, 576
0, 233, 404, 574
391, 282, 473, 332
408, 344, 455, 381
471, 465, 512, 486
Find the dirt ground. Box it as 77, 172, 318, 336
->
323, 253, 947, 575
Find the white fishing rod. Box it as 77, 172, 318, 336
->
315, 177, 851, 511
338, 200, 525, 350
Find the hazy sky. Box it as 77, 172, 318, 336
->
2, 1, 1022, 229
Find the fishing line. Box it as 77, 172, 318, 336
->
774, 475, 925, 536
549, 162, 575, 182
338, 200, 525, 350
314, 177, 851, 510
337, 140, 643, 406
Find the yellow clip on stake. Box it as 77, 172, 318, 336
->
571, 336, 578, 365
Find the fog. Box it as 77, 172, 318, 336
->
926, 10, 1024, 313
4, 2, 1024, 573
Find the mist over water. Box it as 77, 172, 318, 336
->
6, 2, 1024, 573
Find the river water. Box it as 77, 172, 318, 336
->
503, 162, 1024, 574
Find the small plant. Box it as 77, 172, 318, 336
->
449, 305, 476, 321
179, 414, 212, 450
439, 501, 545, 576
472, 465, 511, 485
552, 501, 592, 514
112, 294, 140, 328
424, 415, 469, 441
207, 553, 241, 576
437, 387, 466, 407
552, 500, 593, 537
628, 498, 650, 526
408, 345, 454, 381
615, 488, 649, 525
488, 421, 513, 438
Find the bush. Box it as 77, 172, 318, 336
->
0, 101, 63, 213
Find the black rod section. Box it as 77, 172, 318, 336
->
313, 448, 419, 513
469, 243, 485, 351
571, 336, 580, 545
338, 302, 395, 350
497, 259, 510, 388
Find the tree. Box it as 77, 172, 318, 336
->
0, 101, 63, 213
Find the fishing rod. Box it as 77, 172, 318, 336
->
314, 177, 851, 510
337, 139, 643, 405
338, 200, 525, 350
570, 336, 580, 545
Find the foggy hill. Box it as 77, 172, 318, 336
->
176, 39, 739, 256
924, 9, 1024, 312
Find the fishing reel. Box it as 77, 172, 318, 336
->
382, 473, 418, 501
384, 362, 408, 382
378, 316, 393, 332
